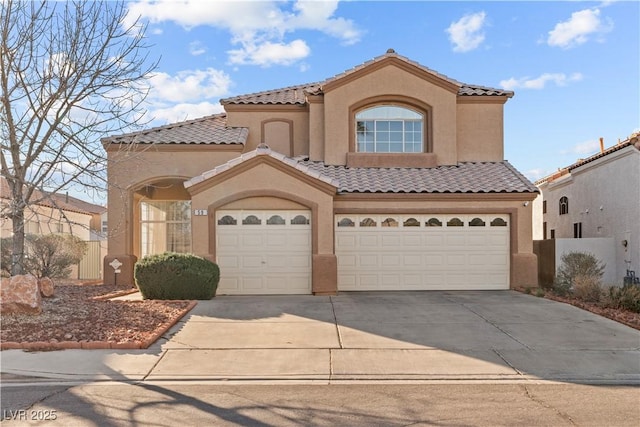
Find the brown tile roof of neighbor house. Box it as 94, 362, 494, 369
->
302, 160, 538, 194
221, 49, 513, 106
535, 132, 640, 185
102, 113, 248, 145
0, 177, 106, 215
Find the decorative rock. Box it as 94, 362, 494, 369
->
0, 274, 42, 315
38, 277, 55, 297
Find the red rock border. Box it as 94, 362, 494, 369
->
0, 300, 197, 351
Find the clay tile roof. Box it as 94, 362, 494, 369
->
300, 161, 537, 194
221, 50, 512, 105
220, 82, 322, 106
102, 113, 248, 145
183, 146, 340, 189
568, 136, 639, 171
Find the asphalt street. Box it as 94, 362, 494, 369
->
2, 382, 639, 426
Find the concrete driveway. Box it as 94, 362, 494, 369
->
2, 291, 639, 383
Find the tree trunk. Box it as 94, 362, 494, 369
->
10, 208, 25, 275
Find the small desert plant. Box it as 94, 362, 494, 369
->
22, 234, 87, 278
572, 274, 602, 302
535, 288, 546, 298
605, 284, 640, 313
554, 252, 605, 296
134, 252, 220, 300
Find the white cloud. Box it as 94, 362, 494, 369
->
148, 68, 231, 103
189, 41, 206, 56
149, 102, 225, 124
499, 72, 583, 90
228, 39, 310, 67
547, 8, 613, 49
562, 139, 601, 156
141, 68, 232, 125
525, 168, 551, 182
446, 11, 487, 53
125, 0, 361, 66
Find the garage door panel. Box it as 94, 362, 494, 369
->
358, 234, 379, 247
360, 255, 378, 267
217, 255, 240, 269
382, 254, 400, 266
336, 214, 509, 291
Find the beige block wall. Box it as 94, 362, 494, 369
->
322, 64, 459, 166
456, 101, 505, 162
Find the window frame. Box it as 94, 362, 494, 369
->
349, 97, 432, 154
355, 105, 424, 153
139, 200, 192, 258
559, 196, 569, 215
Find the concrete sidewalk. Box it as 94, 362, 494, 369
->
2, 291, 639, 384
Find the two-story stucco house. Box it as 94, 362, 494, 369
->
533, 133, 640, 283
102, 49, 539, 294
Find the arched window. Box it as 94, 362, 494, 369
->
559, 196, 569, 215
355, 105, 423, 153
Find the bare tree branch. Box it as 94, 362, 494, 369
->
1, 0, 158, 274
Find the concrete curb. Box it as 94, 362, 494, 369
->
0, 300, 197, 352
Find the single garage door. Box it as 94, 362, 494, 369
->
336, 214, 510, 291
216, 210, 312, 295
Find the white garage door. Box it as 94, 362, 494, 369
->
216, 210, 312, 295
336, 214, 510, 291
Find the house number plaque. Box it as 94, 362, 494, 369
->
109, 258, 122, 274
193, 209, 208, 216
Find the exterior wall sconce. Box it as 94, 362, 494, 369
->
523, 201, 529, 207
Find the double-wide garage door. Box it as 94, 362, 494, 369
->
216, 210, 311, 295
336, 214, 510, 291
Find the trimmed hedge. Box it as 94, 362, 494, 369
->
134, 252, 219, 300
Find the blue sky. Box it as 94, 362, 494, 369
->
122, 0, 639, 182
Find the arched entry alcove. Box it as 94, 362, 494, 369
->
131, 177, 192, 259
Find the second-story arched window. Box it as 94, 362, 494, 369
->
559, 196, 569, 215
355, 105, 423, 153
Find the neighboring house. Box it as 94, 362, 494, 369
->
0, 177, 106, 241
533, 133, 640, 283
103, 49, 539, 294
0, 176, 107, 279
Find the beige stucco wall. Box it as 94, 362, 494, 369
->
322, 64, 459, 166
106, 146, 243, 256
225, 108, 310, 157
456, 101, 505, 162
188, 159, 336, 258
0, 202, 92, 240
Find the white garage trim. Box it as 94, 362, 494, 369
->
216, 210, 312, 295
335, 214, 510, 291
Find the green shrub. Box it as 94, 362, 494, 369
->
605, 284, 640, 313
535, 288, 546, 298
554, 252, 605, 296
134, 252, 219, 300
